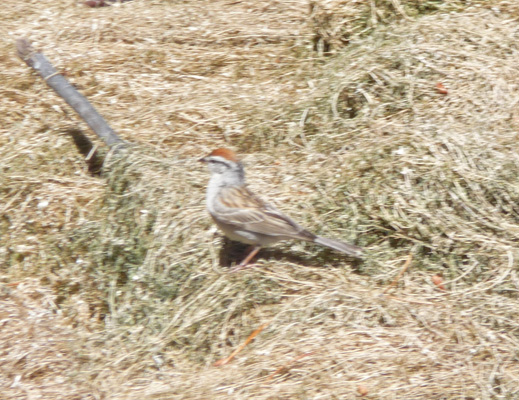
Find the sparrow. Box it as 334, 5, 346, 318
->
199, 148, 363, 270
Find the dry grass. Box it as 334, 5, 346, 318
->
2, 0, 519, 399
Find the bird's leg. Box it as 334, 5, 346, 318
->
229, 245, 261, 273
239, 245, 261, 267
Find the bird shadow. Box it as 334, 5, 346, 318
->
217, 237, 363, 271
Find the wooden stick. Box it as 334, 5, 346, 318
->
266, 351, 315, 382
213, 322, 269, 367
16, 38, 124, 147
382, 253, 412, 294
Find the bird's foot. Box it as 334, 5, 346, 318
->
228, 245, 262, 273
229, 263, 259, 273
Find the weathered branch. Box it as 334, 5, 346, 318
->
16, 38, 124, 147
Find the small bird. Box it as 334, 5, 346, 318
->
199, 148, 363, 270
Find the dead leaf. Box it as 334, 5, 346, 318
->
432, 274, 446, 291
436, 82, 448, 94
357, 384, 369, 396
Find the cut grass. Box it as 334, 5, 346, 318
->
1, 0, 519, 398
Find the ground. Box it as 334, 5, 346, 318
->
1, 0, 519, 399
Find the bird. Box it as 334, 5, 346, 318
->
199, 148, 363, 271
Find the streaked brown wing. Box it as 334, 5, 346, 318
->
215, 186, 314, 240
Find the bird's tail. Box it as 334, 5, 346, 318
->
314, 236, 363, 258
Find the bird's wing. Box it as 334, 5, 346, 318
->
213, 186, 315, 240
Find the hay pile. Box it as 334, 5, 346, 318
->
1, 0, 519, 398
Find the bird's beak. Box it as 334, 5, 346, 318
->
198, 156, 207, 163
